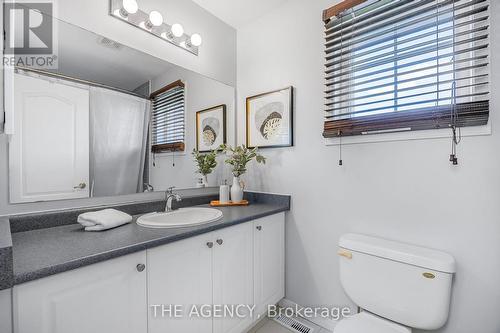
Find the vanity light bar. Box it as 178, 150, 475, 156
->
109, 0, 202, 56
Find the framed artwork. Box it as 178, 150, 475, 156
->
246, 86, 293, 148
196, 104, 227, 152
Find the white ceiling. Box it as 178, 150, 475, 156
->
191, 0, 290, 29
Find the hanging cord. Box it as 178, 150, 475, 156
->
435, 0, 441, 124
450, 81, 461, 165
338, 13, 345, 166
338, 130, 343, 166
172, 147, 176, 167
335, 10, 349, 166
449, 0, 461, 165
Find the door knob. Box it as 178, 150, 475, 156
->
73, 182, 87, 189
216, 239, 223, 245
136, 264, 146, 272
207, 242, 214, 248
256, 226, 262, 231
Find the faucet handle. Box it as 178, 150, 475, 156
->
166, 186, 176, 194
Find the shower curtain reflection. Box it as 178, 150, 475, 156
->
89, 87, 150, 197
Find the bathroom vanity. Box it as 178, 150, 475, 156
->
0, 9, 287, 333
2, 192, 289, 333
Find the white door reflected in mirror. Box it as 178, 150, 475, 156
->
8, 74, 90, 203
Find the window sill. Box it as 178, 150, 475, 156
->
324, 123, 491, 146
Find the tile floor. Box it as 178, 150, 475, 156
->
248, 317, 332, 333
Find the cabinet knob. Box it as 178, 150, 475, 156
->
216, 239, 223, 245
207, 242, 214, 248
136, 263, 146, 272
256, 226, 262, 231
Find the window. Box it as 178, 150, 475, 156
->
322, 0, 490, 138
150, 80, 185, 153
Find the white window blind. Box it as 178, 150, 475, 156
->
323, 0, 490, 138
151, 80, 185, 152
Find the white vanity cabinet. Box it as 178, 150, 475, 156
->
12, 212, 285, 333
147, 232, 214, 333
0, 289, 12, 333
147, 222, 254, 333
13, 251, 148, 333
253, 213, 285, 318
212, 222, 254, 333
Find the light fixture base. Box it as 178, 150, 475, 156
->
109, 0, 199, 56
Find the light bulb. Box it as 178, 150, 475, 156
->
190, 33, 202, 47
149, 11, 163, 26
171, 23, 184, 38
122, 0, 138, 14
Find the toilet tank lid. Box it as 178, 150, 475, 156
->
339, 234, 456, 273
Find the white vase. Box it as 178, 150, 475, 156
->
230, 176, 244, 202
202, 174, 208, 187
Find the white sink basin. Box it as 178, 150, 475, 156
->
136, 207, 223, 228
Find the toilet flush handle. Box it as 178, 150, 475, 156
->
338, 249, 353, 259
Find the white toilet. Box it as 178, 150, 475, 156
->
335, 234, 456, 333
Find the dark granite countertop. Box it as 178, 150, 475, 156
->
10, 192, 290, 285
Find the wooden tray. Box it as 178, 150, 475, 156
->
210, 200, 249, 207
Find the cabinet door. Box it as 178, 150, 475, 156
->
9, 73, 89, 203
148, 233, 214, 333
13, 251, 147, 333
0, 289, 12, 333
213, 223, 254, 333
254, 213, 285, 317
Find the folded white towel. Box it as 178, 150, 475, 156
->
77, 209, 132, 231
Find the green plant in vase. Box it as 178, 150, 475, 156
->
220, 144, 266, 202
192, 149, 218, 187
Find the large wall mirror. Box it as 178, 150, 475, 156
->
4, 15, 235, 204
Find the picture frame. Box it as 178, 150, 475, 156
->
196, 104, 227, 152
246, 86, 293, 149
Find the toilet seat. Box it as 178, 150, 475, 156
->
334, 312, 411, 333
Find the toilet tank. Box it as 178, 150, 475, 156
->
338, 234, 456, 330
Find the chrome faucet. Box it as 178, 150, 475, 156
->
165, 186, 182, 212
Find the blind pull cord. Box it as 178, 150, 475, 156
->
336, 11, 347, 167
338, 130, 343, 166
449, 82, 461, 166
449, 0, 461, 166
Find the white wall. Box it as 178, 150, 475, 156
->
237, 1, 500, 332
50, 0, 236, 86
149, 67, 235, 190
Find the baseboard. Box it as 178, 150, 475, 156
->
278, 298, 338, 332
244, 316, 268, 333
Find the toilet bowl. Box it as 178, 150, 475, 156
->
335, 312, 411, 333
